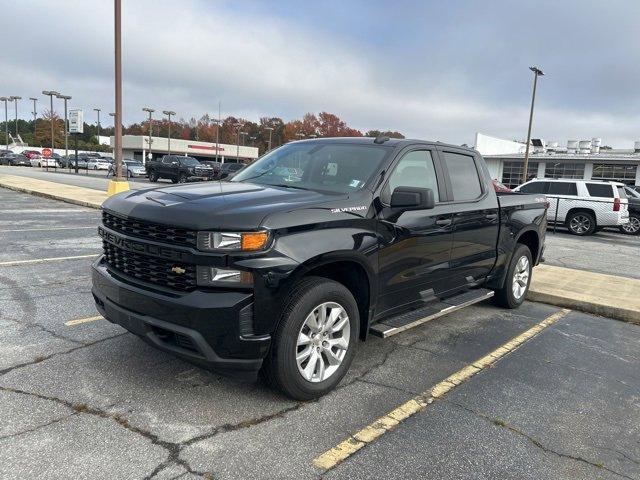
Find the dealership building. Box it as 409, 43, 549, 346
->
476, 133, 640, 188
112, 135, 260, 164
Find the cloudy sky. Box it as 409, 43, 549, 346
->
3, 0, 639, 147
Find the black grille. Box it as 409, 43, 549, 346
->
103, 241, 197, 291
102, 211, 197, 247
151, 326, 200, 354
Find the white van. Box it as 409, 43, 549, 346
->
515, 178, 629, 235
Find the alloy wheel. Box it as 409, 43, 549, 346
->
569, 215, 591, 234
512, 256, 530, 300
622, 216, 640, 234
296, 302, 350, 383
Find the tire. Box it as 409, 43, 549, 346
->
148, 171, 158, 182
127, 170, 132, 179
493, 244, 533, 309
263, 276, 359, 400
178, 173, 187, 183
620, 214, 640, 235
566, 211, 596, 236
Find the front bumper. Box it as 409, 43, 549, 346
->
91, 256, 271, 379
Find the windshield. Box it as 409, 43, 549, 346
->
232, 142, 390, 193
181, 157, 200, 167
624, 187, 640, 199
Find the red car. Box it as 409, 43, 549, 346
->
21, 150, 42, 160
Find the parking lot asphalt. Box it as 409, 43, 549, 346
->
1, 187, 639, 480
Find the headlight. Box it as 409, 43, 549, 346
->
196, 266, 253, 287
197, 231, 269, 251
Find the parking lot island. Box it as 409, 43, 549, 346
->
0, 173, 107, 208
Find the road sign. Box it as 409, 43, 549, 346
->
42, 148, 52, 158
69, 109, 84, 134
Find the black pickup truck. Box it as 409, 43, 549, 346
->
146, 155, 214, 183
92, 137, 547, 399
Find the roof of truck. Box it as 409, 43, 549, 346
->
290, 136, 475, 153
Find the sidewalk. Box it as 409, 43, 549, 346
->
0, 173, 106, 209
529, 264, 640, 324
1, 172, 639, 325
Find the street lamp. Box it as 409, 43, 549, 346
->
235, 122, 243, 161
163, 110, 176, 155
93, 108, 101, 148
29, 97, 37, 143
9, 96, 21, 138
56, 94, 71, 159
42, 91, 60, 166
522, 65, 545, 184
0, 97, 8, 150
142, 107, 154, 162
264, 126, 274, 152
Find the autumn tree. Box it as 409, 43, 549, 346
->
34, 110, 65, 148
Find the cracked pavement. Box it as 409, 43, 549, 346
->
1, 188, 639, 479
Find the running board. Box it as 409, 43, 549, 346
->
369, 289, 495, 338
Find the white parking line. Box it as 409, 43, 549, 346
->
0, 208, 89, 213
0, 254, 99, 267
0, 226, 97, 233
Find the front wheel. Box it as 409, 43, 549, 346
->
494, 244, 532, 309
263, 277, 359, 400
148, 171, 158, 182
620, 214, 640, 235
177, 173, 187, 183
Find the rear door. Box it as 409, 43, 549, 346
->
439, 148, 500, 286
376, 146, 454, 317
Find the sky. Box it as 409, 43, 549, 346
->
2, 0, 639, 147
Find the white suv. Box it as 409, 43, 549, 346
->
515, 178, 629, 236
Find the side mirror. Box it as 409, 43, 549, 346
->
390, 186, 435, 210
171, 161, 178, 166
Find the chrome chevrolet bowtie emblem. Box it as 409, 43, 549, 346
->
171, 266, 186, 275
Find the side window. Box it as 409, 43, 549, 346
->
548, 182, 577, 195
442, 152, 482, 201
586, 183, 614, 198
383, 150, 439, 204
520, 181, 549, 194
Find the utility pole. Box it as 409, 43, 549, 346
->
264, 126, 274, 152
93, 108, 101, 149
163, 110, 175, 155
142, 107, 154, 163
0, 97, 8, 150
42, 91, 59, 171
235, 122, 243, 162
522, 65, 545, 184
56, 94, 71, 160
215, 100, 221, 163
29, 97, 37, 143
9, 96, 21, 138
241, 131, 247, 146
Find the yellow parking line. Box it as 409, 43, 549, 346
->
0, 254, 99, 267
65, 315, 104, 326
312, 308, 572, 471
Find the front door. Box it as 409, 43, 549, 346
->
375, 148, 454, 318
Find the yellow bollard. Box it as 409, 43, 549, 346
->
106, 179, 130, 196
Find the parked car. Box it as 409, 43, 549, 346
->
515, 178, 629, 236
620, 186, 640, 235
21, 150, 42, 160
87, 158, 112, 170
93, 137, 548, 400
218, 162, 245, 180
146, 155, 214, 183
60, 154, 89, 169
30, 157, 58, 168
0, 149, 13, 157
200, 160, 222, 178
108, 159, 147, 178
0, 153, 31, 166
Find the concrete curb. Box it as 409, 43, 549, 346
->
0, 181, 102, 209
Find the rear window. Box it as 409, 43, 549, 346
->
586, 183, 614, 198
617, 187, 627, 199
547, 182, 577, 195
442, 151, 482, 201
519, 181, 549, 194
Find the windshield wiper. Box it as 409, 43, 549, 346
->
270, 183, 310, 191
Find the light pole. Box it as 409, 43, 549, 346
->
29, 97, 37, 143
142, 107, 154, 162
9, 96, 21, 138
56, 94, 71, 159
240, 131, 247, 146
42, 91, 60, 165
249, 135, 256, 147
93, 108, 101, 148
215, 100, 221, 162
0, 97, 8, 149
522, 66, 545, 184
235, 122, 243, 162
264, 126, 274, 152
163, 110, 175, 155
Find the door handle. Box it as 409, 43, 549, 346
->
436, 218, 452, 227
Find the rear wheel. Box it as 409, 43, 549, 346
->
148, 171, 158, 182
263, 277, 359, 400
177, 173, 187, 183
494, 244, 532, 309
566, 211, 596, 236
620, 214, 640, 235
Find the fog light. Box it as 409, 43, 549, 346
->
196, 266, 253, 287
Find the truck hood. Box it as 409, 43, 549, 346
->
102, 181, 347, 230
